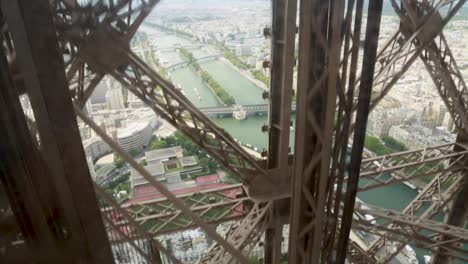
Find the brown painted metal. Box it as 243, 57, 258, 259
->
2, 0, 468, 262
264, 0, 297, 261
335, 1, 383, 262
0, 36, 62, 263
75, 106, 250, 263
2, 0, 115, 262
94, 185, 182, 264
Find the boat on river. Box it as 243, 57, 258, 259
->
233, 105, 247, 120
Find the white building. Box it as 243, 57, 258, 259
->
106, 86, 125, 110
113, 119, 155, 153
388, 125, 455, 150
235, 44, 252, 56
86, 156, 97, 181
83, 108, 159, 159
83, 137, 113, 160
145, 146, 184, 165
130, 163, 166, 191
128, 92, 145, 109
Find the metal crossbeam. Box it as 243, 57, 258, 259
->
353, 201, 468, 262
115, 185, 251, 235
52, 0, 275, 194
364, 0, 466, 117
2, 0, 115, 262
3, 0, 466, 263
358, 143, 468, 191
95, 185, 181, 264
197, 202, 272, 264
111, 51, 272, 188
75, 106, 251, 263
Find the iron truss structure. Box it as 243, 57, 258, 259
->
0, 0, 467, 263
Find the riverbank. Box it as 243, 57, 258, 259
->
178, 48, 235, 105
219, 57, 268, 91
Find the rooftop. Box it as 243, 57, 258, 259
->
179, 156, 198, 167
145, 146, 183, 162
195, 174, 220, 185
131, 163, 165, 180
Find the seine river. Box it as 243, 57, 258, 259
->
141, 25, 432, 262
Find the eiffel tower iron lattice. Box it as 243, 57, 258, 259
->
0, 0, 467, 263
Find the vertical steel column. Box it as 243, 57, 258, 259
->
264, 0, 297, 262
432, 134, 468, 264
0, 41, 60, 263
335, 0, 383, 262
2, 0, 114, 262
267, 0, 297, 176
288, 0, 334, 262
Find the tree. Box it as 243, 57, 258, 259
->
151, 139, 169, 150
207, 160, 217, 172
114, 154, 125, 168
382, 135, 406, 152
129, 149, 140, 157
364, 136, 392, 155
250, 256, 261, 264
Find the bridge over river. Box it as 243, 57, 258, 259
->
199, 103, 297, 117
167, 54, 222, 71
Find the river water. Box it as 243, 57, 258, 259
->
141, 26, 433, 262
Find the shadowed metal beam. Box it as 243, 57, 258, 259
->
2, 0, 114, 262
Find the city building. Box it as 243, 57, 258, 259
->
82, 108, 159, 159
388, 125, 456, 150
145, 146, 184, 165
235, 44, 252, 56
106, 86, 125, 110
86, 156, 97, 181
131, 147, 204, 198
83, 137, 113, 161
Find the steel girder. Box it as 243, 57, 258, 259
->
114, 185, 251, 236
263, 0, 297, 262
95, 186, 181, 264
3, 0, 467, 263
2, 0, 117, 262
75, 107, 251, 263
53, 0, 275, 196
356, 0, 468, 262
376, 177, 463, 262
363, 0, 467, 117
197, 202, 272, 264
109, 51, 272, 189
288, 0, 384, 262
395, 0, 468, 137
353, 199, 468, 263
358, 143, 468, 191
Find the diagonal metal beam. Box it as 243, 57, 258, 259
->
94, 185, 182, 264
108, 50, 274, 190
115, 185, 251, 235
362, 0, 466, 117
357, 143, 468, 191
353, 201, 468, 262
75, 106, 250, 264
2, 0, 115, 262
197, 202, 272, 264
